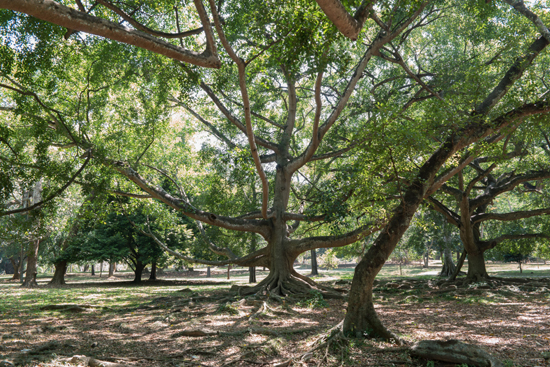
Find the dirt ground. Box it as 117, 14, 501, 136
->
1, 270, 549, 367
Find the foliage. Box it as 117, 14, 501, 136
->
297, 290, 329, 309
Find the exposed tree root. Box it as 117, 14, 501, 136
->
230, 270, 344, 299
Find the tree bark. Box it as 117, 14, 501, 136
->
149, 260, 157, 280
133, 260, 145, 283
206, 266, 211, 277
310, 249, 319, 276
249, 234, 257, 283
91, 264, 95, 276
22, 239, 40, 288
439, 248, 456, 277
108, 261, 116, 277
50, 260, 68, 285
9, 257, 20, 280
466, 252, 489, 281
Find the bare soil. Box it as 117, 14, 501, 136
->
1, 273, 549, 367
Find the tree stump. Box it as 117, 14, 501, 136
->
410, 340, 503, 367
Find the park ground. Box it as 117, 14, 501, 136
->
1, 262, 550, 367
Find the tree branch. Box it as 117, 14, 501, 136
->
314, 0, 375, 40
208, 0, 270, 219
1, 152, 91, 216
95, 0, 206, 39
474, 35, 549, 115
0, 0, 221, 68
472, 207, 550, 224
289, 222, 382, 254
502, 0, 550, 43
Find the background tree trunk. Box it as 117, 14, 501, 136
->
91, 265, 95, 276
439, 248, 456, 277
206, 266, 211, 277
310, 249, 318, 276
9, 257, 20, 280
133, 261, 145, 283
22, 239, 40, 288
249, 234, 257, 283
50, 260, 68, 285
149, 261, 157, 280
108, 262, 116, 277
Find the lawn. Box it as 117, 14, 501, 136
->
1, 262, 549, 367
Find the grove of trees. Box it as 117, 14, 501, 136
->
1, 0, 549, 343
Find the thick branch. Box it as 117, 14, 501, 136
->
425, 197, 460, 226
465, 163, 496, 195
474, 35, 549, 115
95, 0, 205, 39
472, 207, 550, 224
480, 233, 550, 252
289, 222, 382, 254
109, 161, 271, 238
503, 0, 550, 43
134, 222, 269, 267
208, 0, 270, 219
470, 168, 550, 210
314, 0, 374, 40
0, 0, 221, 68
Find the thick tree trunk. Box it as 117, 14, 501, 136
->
133, 261, 145, 283
423, 251, 429, 268
310, 249, 319, 276
91, 265, 95, 276
206, 266, 211, 277
22, 240, 40, 288
149, 261, 157, 280
439, 248, 456, 277
466, 251, 489, 281
50, 260, 68, 286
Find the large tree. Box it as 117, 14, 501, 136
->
427, 143, 550, 281
1, 0, 549, 340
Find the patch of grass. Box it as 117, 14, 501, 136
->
216, 302, 239, 315
296, 290, 329, 309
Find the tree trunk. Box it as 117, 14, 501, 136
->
466, 251, 488, 281
249, 234, 257, 283
108, 262, 116, 277
22, 240, 40, 288
83, 264, 89, 272
206, 266, 211, 277
423, 251, 429, 268
439, 248, 456, 277
99, 262, 103, 277
310, 249, 319, 276
449, 251, 467, 280
91, 265, 95, 276
133, 261, 145, 283
9, 257, 20, 280
249, 265, 256, 283
50, 260, 68, 286
518, 261, 522, 274
149, 260, 157, 280
227, 264, 231, 279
